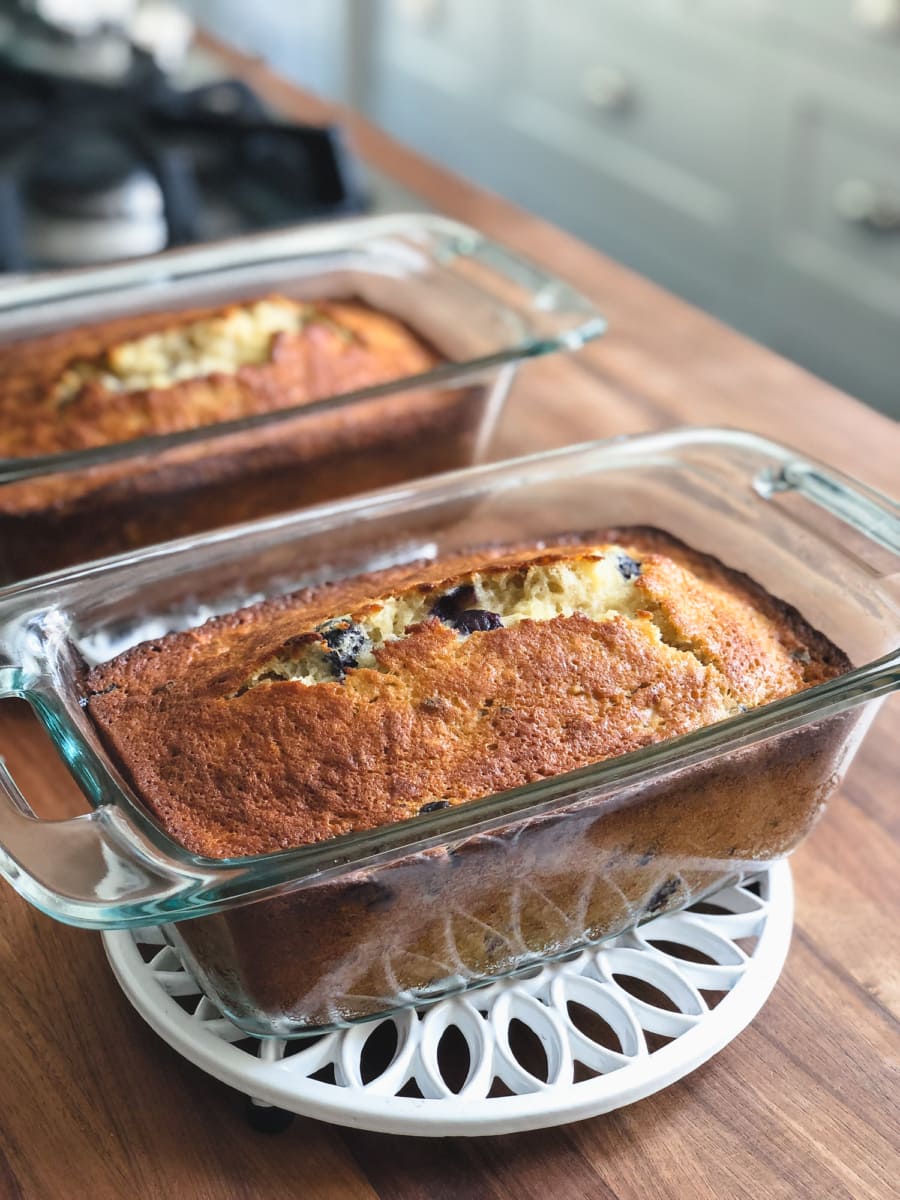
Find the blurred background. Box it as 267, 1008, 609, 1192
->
1, 0, 898, 417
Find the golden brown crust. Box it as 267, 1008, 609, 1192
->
85, 528, 850, 860
0, 298, 437, 456
0, 293, 467, 584
0, 296, 439, 516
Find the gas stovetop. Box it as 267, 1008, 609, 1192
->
0, 58, 369, 271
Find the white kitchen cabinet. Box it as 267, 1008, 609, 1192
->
195, 0, 900, 416
361, 0, 900, 415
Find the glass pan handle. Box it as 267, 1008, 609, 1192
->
0, 748, 210, 930
756, 461, 900, 558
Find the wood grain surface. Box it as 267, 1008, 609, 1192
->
0, 42, 897, 1200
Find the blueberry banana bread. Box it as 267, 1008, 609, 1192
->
85, 528, 853, 1031
0, 295, 466, 580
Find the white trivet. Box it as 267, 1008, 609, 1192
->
102, 864, 792, 1136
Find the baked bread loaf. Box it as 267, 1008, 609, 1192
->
0, 296, 436, 460
83, 529, 853, 1031
0, 295, 474, 580
86, 528, 847, 857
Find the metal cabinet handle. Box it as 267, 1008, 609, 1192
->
834, 178, 900, 232
581, 65, 633, 114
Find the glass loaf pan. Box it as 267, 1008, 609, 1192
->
0, 213, 605, 582
0, 429, 897, 1036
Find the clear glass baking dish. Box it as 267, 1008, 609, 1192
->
0, 428, 896, 1036
0, 212, 605, 582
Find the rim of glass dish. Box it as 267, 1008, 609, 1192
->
0, 213, 607, 485
5, 427, 900, 899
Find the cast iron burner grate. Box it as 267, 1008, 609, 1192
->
0, 58, 367, 270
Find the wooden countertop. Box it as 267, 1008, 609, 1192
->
1, 45, 897, 1200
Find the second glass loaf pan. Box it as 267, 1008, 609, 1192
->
0, 213, 605, 582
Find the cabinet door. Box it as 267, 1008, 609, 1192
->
755, 62, 900, 416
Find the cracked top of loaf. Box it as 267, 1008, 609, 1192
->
0, 294, 438, 460
85, 528, 850, 859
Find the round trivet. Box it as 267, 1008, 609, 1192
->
102, 864, 792, 1136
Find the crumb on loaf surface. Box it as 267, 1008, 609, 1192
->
52, 298, 316, 400
84, 529, 850, 861
236, 550, 643, 689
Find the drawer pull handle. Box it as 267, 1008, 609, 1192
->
834, 178, 900, 232
582, 65, 633, 114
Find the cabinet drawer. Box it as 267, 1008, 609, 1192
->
506, 0, 753, 214
483, 0, 760, 319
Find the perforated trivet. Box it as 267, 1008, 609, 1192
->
102, 864, 792, 1136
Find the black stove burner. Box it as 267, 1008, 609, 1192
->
30, 129, 142, 207
0, 61, 368, 270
